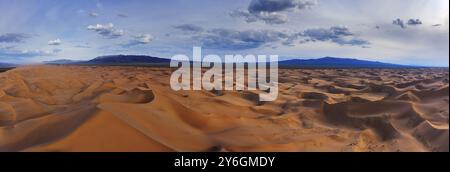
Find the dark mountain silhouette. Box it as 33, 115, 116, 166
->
40, 55, 420, 68
84, 55, 171, 64
0, 62, 15, 68
279, 57, 414, 68
43, 59, 82, 65
41, 55, 171, 66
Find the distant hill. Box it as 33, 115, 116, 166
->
42, 55, 172, 66
83, 55, 171, 65
41, 55, 420, 68
279, 57, 413, 68
0, 62, 15, 68
44, 59, 83, 65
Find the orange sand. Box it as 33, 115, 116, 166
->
0, 65, 448, 152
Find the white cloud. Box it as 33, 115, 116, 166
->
48, 38, 62, 45
122, 34, 154, 47
87, 23, 124, 39
134, 34, 153, 44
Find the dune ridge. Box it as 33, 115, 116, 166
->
0, 66, 448, 152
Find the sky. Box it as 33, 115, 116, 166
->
0, 0, 449, 66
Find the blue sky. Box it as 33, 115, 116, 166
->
0, 0, 448, 66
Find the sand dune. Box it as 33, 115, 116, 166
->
0, 66, 448, 152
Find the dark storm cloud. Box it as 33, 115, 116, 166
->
231, 0, 317, 25
393, 18, 423, 28
302, 26, 353, 41
300, 26, 370, 46
175, 24, 369, 49
230, 9, 288, 24
195, 28, 288, 50
248, 0, 316, 13
393, 18, 406, 29
407, 19, 422, 25
173, 24, 289, 49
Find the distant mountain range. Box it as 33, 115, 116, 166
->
42, 55, 422, 68
0, 62, 15, 68
279, 57, 413, 68
43, 59, 83, 65
43, 55, 171, 67
84, 55, 171, 64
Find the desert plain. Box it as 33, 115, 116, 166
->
0, 65, 448, 152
